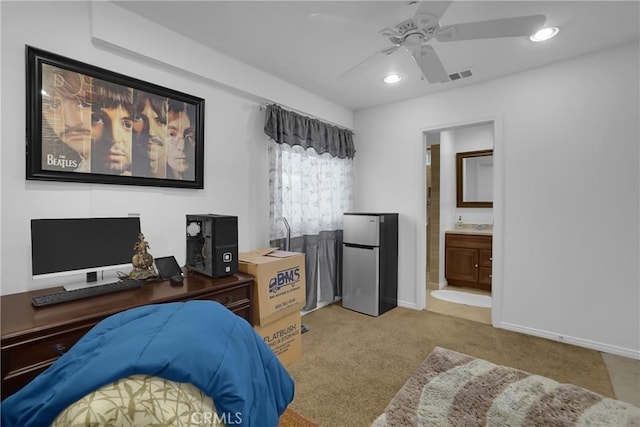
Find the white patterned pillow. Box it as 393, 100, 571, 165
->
53, 374, 223, 426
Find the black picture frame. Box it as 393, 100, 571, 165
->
26, 45, 205, 189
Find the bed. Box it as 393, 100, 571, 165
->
0, 300, 295, 426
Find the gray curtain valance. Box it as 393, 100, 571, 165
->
264, 104, 355, 159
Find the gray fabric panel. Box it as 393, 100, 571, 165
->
270, 230, 343, 311
318, 230, 343, 301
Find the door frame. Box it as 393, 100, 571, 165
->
419, 114, 504, 327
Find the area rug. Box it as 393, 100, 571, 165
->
431, 290, 491, 308
372, 346, 639, 426
278, 408, 319, 427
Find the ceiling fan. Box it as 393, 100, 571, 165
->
345, 1, 547, 83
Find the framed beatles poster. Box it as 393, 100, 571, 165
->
25, 45, 205, 189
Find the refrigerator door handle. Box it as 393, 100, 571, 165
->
344, 243, 376, 250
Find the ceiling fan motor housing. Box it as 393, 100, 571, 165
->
388, 14, 441, 45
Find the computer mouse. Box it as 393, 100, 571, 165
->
169, 275, 184, 286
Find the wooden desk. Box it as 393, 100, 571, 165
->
1, 272, 253, 400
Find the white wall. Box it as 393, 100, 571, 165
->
353, 42, 640, 358
0, 1, 352, 295
0, 3, 3, 293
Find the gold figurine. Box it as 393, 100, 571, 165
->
129, 233, 157, 280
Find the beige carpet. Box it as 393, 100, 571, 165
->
372, 347, 639, 426
286, 303, 616, 427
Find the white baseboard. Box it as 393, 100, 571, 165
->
382, 303, 639, 360
498, 321, 640, 360
397, 300, 419, 310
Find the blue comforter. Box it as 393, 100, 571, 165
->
1, 300, 295, 426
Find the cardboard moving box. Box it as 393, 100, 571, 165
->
238, 248, 305, 326
254, 311, 302, 367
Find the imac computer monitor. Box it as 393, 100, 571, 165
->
31, 217, 141, 287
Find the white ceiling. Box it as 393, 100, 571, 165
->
113, 1, 639, 111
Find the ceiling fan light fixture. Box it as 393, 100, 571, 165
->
529, 26, 559, 42
383, 74, 402, 84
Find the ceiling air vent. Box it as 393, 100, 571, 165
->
448, 69, 473, 81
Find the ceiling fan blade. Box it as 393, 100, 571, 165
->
415, 1, 453, 20
436, 14, 546, 42
307, 12, 377, 34
380, 26, 401, 38
381, 45, 402, 56
339, 45, 401, 79
408, 45, 449, 83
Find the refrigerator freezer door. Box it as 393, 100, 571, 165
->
343, 215, 380, 246
342, 245, 380, 316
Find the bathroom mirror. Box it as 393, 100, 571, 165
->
456, 149, 493, 208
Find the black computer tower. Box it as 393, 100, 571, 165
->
186, 214, 238, 278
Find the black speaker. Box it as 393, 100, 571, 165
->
186, 214, 238, 278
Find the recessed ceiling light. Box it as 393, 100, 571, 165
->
383, 74, 402, 84
530, 26, 559, 42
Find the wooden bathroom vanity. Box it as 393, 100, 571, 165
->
444, 231, 492, 291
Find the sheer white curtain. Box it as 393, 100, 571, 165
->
268, 140, 353, 239
268, 140, 354, 310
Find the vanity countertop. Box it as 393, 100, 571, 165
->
446, 225, 493, 236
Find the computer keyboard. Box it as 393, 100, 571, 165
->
31, 278, 143, 307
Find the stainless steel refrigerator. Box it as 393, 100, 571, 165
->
342, 213, 398, 316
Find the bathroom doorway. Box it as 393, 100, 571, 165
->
424, 121, 495, 325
